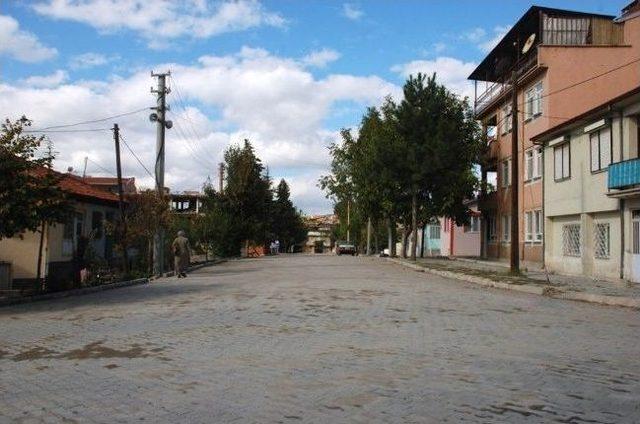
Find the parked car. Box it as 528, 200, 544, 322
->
336, 241, 357, 256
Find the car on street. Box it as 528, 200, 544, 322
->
335, 240, 357, 256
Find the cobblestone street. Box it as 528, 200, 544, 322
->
1, 255, 639, 423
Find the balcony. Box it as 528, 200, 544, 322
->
608, 158, 640, 191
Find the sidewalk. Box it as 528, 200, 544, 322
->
386, 256, 640, 309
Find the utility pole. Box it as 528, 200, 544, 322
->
218, 162, 225, 194
510, 53, 520, 274
151, 71, 171, 276
113, 124, 129, 275
82, 156, 88, 178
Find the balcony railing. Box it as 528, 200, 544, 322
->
608, 158, 640, 190
474, 52, 538, 115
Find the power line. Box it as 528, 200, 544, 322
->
27, 107, 149, 132
86, 157, 116, 177
119, 132, 155, 180
24, 127, 111, 134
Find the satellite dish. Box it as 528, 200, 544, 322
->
522, 33, 536, 54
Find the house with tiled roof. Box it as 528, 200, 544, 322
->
0, 171, 122, 291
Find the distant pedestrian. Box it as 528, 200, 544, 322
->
275, 240, 280, 255
172, 230, 191, 278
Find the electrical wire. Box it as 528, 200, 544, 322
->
23, 127, 111, 134
26, 107, 149, 132
86, 157, 116, 177
119, 132, 155, 180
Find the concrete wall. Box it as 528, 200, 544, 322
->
480, 13, 640, 266
0, 230, 44, 280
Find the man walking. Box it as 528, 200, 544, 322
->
172, 230, 191, 278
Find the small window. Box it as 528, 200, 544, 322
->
91, 211, 103, 239
501, 159, 511, 187
525, 210, 543, 242
471, 216, 480, 232
525, 81, 543, 121
502, 215, 511, 242
589, 127, 612, 172
534, 210, 543, 242
501, 103, 512, 134
554, 143, 570, 180
594, 223, 610, 259
487, 216, 497, 242
633, 211, 640, 254
562, 224, 581, 257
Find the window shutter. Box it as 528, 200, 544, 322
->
554, 147, 562, 179
599, 128, 611, 169
562, 144, 570, 178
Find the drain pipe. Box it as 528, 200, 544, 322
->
620, 110, 625, 279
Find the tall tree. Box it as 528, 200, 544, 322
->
394, 73, 481, 260
0, 117, 71, 239
272, 179, 307, 252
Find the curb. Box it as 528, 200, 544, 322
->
386, 258, 640, 309
0, 278, 149, 308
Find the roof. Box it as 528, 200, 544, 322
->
33, 168, 121, 205
83, 176, 137, 193
60, 174, 121, 204
468, 6, 616, 82
532, 85, 640, 143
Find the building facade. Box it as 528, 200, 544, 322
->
534, 88, 640, 281
470, 4, 640, 268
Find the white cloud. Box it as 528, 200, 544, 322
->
0, 14, 57, 62
461, 27, 486, 43
433, 42, 447, 54
69, 52, 113, 69
301, 48, 341, 68
391, 56, 477, 99
342, 3, 363, 20
479, 25, 512, 53
32, 0, 286, 47
1, 47, 398, 214
21, 70, 68, 88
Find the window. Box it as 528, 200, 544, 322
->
562, 224, 581, 257
594, 223, 610, 259
525, 81, 543, 120
91, 211, 103, 239
465, 216, 480, 233
501, 159, 511, 187
589, 127, 612, 172
501, 103, 512, 134
487, 216, 497, 242
525, 210, 543, 242
554, 143, 570, 180
633, 211, 640, 254
502, 215, 511, 242
524, 147, 542, 181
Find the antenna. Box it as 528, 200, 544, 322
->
522, 33, 536, 54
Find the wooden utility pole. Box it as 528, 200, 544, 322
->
510, 67, 520, 273
346, 199, 351, 242
113, 123, 129, 275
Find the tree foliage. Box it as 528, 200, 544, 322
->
0, 117, 71, 239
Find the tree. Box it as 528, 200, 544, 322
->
272, 179, 307, 252
394, 73, 481, 260
0, 117, 71, 239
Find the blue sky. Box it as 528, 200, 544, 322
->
0, 0, 624, 213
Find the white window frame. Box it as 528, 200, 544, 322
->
525, 210, 543, 243
525, 81, 543, 121
501, 159, 511, 188
589, 126, 612, 173
554, 142, 570, 181
502, 215, 511, 243
501, 103, 513, 135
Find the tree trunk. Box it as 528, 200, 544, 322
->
420, 224, 426, 258
411, 192, 418, 261
366, 217, 372, 255
401, 225, 409, 259
387, 217, 395, 257
374, 225, 379, 255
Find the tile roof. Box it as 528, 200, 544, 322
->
33, 168, 120, 204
